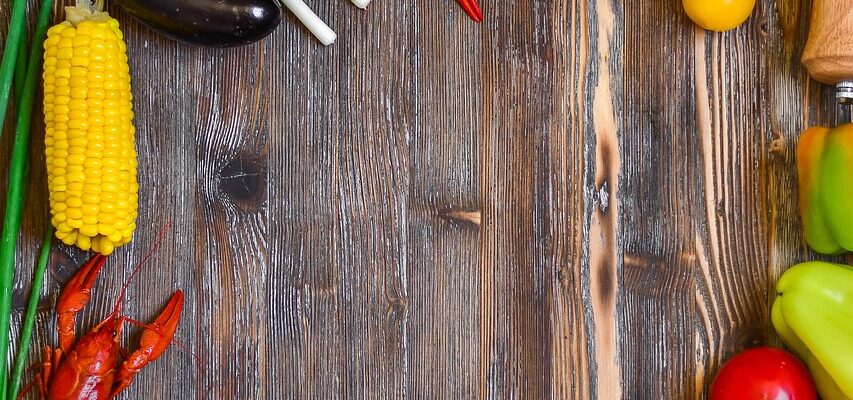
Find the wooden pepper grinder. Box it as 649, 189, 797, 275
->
802, 0, 853, 104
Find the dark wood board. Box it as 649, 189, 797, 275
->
0, 0, 849, 398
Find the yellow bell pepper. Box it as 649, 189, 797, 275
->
772, 261, 853, 399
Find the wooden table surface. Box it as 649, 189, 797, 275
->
2, 0, 852, 398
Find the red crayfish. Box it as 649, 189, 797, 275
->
20, 254, 183, 399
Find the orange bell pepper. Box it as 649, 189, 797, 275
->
797, 124, 853, 254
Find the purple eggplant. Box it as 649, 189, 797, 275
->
113, 0, 282, 47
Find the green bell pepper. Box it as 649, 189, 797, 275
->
797, 124, 853, 254
772, 261, 853, 400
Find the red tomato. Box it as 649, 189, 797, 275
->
709, 347, 816, 400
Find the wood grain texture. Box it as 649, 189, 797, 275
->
0, 0, 846, 398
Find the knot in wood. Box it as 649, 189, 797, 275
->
218, 156, 267, 213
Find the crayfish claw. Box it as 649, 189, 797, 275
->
112, 290, 184, 397
56, 254, 107, 352
142, 290, 184, 360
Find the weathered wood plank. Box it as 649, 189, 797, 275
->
267, 1, 414, 398
586, 0, 622, 397
405, 2, 483, 399
546, 0, 594, 397
620, 5, 703, 395
479, 2, 551, 397
262, 14, 330, 400
619, 0, 803, 397
476, 0, 621, 397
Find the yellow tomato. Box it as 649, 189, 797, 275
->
683, 0, 756, 32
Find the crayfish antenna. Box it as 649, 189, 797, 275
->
56, 254, 107, 352
110, 221, 172, 316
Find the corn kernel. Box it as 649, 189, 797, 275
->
99, 239, 114, 255
76, 234, 91, 251
98, 223, 116, 237
67, 218, 83, 229
79, 224, 98, 238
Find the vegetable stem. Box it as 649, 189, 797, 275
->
75, 0, 105, 12
0, 0, 28, 140
0, 0, 55, 397
6, 224, 52, 400
280, 0, 336, 46
350, 0, 370, 9
14, 35, 27, 106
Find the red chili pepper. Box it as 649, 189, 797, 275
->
457, 0, 483, 22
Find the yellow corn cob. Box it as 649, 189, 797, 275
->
43, 2, 138, 255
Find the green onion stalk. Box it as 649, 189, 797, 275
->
0, 0, 28, 135
14, 30, 28, 106
0, 0, 55, 398
7, 225, 51, 400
